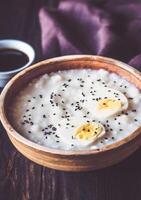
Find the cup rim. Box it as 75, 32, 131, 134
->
0, 39, 35, 75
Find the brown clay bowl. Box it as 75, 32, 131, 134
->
0, 55, 141, 172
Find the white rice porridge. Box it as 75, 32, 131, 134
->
11, 69, 141, 150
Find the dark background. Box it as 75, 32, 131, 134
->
0, 0, 141, 200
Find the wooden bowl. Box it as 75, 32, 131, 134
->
0, 55, 141, 171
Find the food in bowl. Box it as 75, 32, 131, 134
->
10, 68, 141, 150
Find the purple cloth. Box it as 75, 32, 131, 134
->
39, 1, 141, 71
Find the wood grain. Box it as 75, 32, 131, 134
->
0, 0, 141, 199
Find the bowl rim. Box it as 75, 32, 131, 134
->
0, 55, 141, 156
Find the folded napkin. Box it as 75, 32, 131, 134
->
39, 0, 141, 71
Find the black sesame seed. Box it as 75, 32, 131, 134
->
44, 131, 52, 135
43, 114, 46, 118
50, 100, 54, 104
82, 92, 85, 97
52, 127, 57, 131
39, 94, 43, 98
24, 120, 29, 124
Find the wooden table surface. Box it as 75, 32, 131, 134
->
0, 1, 141, 200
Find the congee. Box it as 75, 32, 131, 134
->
10, 69, 141, 150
